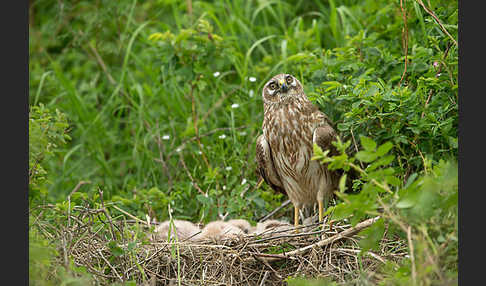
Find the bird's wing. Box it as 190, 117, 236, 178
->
313, 114, 339, 156
256, 134, 286, 195
313, 113, 343, 187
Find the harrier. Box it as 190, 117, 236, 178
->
256, 73, 340, 228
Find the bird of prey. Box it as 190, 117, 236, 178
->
256, 73, 340, 229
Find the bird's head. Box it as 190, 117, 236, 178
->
261, 73, 304, 104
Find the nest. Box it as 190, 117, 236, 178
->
32, 204, 408, 285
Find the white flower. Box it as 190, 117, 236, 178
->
197, 151, 202, 155
241, 178, 247, 185
213, 71, 220, 77
238, 131, 247, 136
176, 147, 182, 153
248, 76, 256, 82
249, 89, 254, 97
162, 135, 170, 140
218, 134, 227, 139
225, 166, 232, 171
231, 103, 240, 109
222, 185, 227, 191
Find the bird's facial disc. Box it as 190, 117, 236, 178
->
263, 74, 300, 103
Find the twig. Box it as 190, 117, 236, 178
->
245, 178, 264, 201
421, 42, 454, 118
62, 235, 70, 270
98, 188, 117, 240
407, 226, 417, 285
408, 140, 428, 174
112, 205, 148, 226
189, 80, 211, 169
178, 152, 205, 195
151, 120, 173, 189
67, 180, 91, 228
334, 248, 386, 263
347, 163, 393, 194
415, 0, 457, 46
68, 180, 91, 198
258, 271, 270, 286
258, 199, 291, 222
376, 196, 409, 233
253, 216, 381, 262
251, 227, 327, 244
186, 0, 193, 19
421, 90, 434, 119
350, 129, 364, 169
97, 249, 124, 282
398, 0, 409, 86
88, 43, 117, 86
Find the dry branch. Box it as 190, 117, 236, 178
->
415, 0, 457, 46
254, 216, 381, 262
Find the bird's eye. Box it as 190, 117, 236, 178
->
285, 75, 293, 84
268, 82, 277, 90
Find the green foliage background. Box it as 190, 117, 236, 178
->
29, 0, 457, 284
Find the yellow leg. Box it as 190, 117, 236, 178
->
294, 205, 300, 233
318, 199, 324, 223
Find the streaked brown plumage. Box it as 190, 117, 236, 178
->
256, 73, 340, 228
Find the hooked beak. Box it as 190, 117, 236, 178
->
278, 79, 288, 93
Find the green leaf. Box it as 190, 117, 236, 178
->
330, 201, 354, 221
360, 136, 377, 151
196, 194, 210, 204
376, 141, 393, 156
404, 173, 418, 188
356, 150, 378, 163
358, 218, 385, 252
396, 198, 415, 209
339, 174, 347, 193
107, 241, 124, 257
385, 175, 401, 187
367, 155, 395, 171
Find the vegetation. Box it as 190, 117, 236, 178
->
29, 0, 457, 285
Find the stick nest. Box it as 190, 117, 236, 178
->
32, 204, 408, 285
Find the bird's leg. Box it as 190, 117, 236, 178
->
318, 198, 328, 237
294, 205, 300, 233
318, 199, 324, 223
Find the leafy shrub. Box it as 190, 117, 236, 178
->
313, 136, 457, 285
29, 104, 71, 201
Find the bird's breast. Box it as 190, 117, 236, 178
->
263, 103, 316, 174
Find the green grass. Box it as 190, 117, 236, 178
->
29, 0, 457, 284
